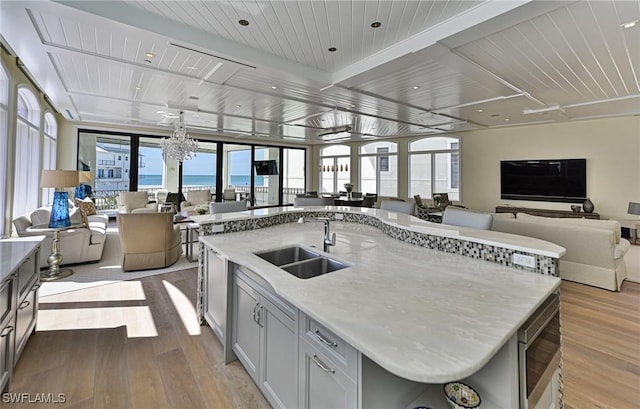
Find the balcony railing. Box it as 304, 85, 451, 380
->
93, 184, 305, 215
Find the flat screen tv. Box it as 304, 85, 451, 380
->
254, 160, 278, 175
500, 159, 586, 203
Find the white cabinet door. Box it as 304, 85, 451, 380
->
299, 340, 357, 409
260, 297, 298, 409
231, 276, 261, 384
204, 249, 227, 341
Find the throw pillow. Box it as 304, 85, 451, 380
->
75, 198, 97, 216
78, 207, 90, 229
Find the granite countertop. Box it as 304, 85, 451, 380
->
200, 220, 561, 384
0, 236, 44, 282
192, 206, 566, 258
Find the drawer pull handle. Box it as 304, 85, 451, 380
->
33, 283, 41, 290
312, 354, 335, 373
19, 300, 31, 310
315, 330, 337, 347
253, 303, 259, 324
0, 326, 14, 337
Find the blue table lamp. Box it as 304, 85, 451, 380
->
40, 170, 79, 228
74, 171, 92, 199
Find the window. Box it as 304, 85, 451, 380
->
408, 137, 460, 201
0, 63, 8, 236
42, 112, 58, 204
282, 148, 305, 204
181, 140, 216, 195
13, 87, 41, 215
319, 145, 350, 194
359, 142, 397, 196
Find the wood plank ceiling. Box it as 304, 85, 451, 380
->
1, 0, 638, 144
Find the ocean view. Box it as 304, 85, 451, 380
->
138, 174, 262, 187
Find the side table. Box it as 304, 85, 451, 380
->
610, 218, 640, 244
186, 222, 200, 262
26, 223, 80, 281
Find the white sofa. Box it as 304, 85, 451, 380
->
13, 206, 109, 268
492, 212, 630, 291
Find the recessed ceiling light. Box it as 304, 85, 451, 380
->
622, 20, 638, 29
144, 52, 154, 58
271, 85, 277, 89
350, 104, 356, 108
239, 19, 249, 26
371, 22, 381, 28
477, 109, 484, 113
235, 105, 241, 108
504, 118, 510, 121
328, 47, 337, 52
156, 110, 164, 114
135, 86, 141, 90
412, 85, 420, 90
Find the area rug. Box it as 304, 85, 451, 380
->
39, 226, 197, 298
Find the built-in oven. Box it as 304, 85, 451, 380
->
518, 293, 561, 409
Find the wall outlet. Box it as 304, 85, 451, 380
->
212, 224, 224, 233
512, 253, 536, 268
334, 213, 344, 220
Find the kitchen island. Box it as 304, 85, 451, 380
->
195, 207, 564, 408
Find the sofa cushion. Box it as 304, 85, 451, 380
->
30, 208, 51, 226
87, 214, 109, 244
69, 208, 83, 225
516, 212, 621, 242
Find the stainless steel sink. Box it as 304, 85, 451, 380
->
254, 246, 349, 279
281, 257, 349, 279
255, 246, 320, 266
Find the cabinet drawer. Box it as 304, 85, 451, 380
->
14, 283, 38, 363
299, 338, 357, 409
17, 253, 38, 301
302, 315, 358, 380
0, 278, 14, 325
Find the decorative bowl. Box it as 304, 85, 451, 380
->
443, 382, 481, 409
570, 205, 581, 213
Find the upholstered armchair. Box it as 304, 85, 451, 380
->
117, 212, 181, 272
181, 189, 211, 212
222, 188, 236, 201
117, 191, 157, 213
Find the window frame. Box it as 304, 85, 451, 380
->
408, 136, 461, 201
358, 141, 398, 196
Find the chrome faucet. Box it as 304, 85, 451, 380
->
298, 217, 336, 253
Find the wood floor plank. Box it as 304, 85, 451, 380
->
125, 338, 170, 409
156, 348, 208, 409
92, 326, 131, 409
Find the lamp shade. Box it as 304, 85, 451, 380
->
78, 171, 92, 183
628, 202, 640, 215
40, 170, 79, 188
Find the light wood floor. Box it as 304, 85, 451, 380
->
561, 279, 640, 409
6, 270, 640, 408
6, 268, 269, 409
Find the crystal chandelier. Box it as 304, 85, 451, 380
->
160, 111, 198, 162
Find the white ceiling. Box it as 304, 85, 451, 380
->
1, 0, 639, 144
